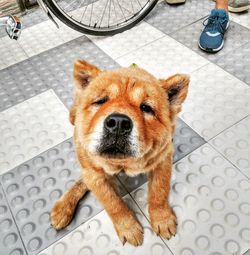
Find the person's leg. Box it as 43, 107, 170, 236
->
216, 0, 229, 10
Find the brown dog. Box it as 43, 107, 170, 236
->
51, 60, 189, 246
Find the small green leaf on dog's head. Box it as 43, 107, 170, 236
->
130, 63, 138, 68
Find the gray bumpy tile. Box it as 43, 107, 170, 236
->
0, 183, 27, 255
0, 36, 119, 111
118, 118, 205, 192
170, 19, 250, 63
243, 249, 250, 255
0, 138, 113, 255
145, 0, 213, 35
215, 42, 250, 86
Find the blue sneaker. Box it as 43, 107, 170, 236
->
199, 9, 229, 52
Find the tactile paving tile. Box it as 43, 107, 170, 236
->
1, 138, 118, 255
215, 41, 250, 86
37, 193, 173, 255
230, 11, 250, 29
87, 22, 164, 59
243, 249, 250, 255
130, 144, 250, 255
0, 36, 119, 111
17, 18, 82, 58
0, 89, 73, 174
0, 36, 28, 71
210, 115, 250, 179
118, 117, 205, 193
116, 35, 209, 78
0, 183, 27, 255
145, 0, 213, 35
170, 19, 250, 63
179, 63, 250, 140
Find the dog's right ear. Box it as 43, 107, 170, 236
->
73, 59, 101, 90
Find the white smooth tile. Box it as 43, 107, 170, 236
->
116, 35, 209, 78
88, 22, 165, 59
210, 115, 250, 178
230, 12, 250, 29
0, 36, 28, 70
17, 19, 82, 57
180, 63, 250, 140
38, 195, 172, 255
0, 90, 73, 174
131, 144, 250, 255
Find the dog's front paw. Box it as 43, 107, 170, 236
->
150, 206, 177, 240
114, 214, 144, 246
51, 198, 74, 230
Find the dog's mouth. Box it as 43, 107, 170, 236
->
99, 145, 132, 159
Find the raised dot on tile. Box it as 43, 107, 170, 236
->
27, 237, 42, 252
77, 246, 93, 255
197, 209, 211, 222
224, 240, 240, 254
21, 222, 36, 236
0, 219, 12, 231
70, 230, 84, 243
224, 212, 240, 227
211, 198, 225, 211
210, 224, 225, 238
150, 243, 165, 255
16, 208, 30, 221
3, 233, 18, 247
52, 242, 67, 255
240, 228, 250, 242
182, 220, 197, 234
96, 234, 110, 248
225, 189, 239, 201
180, 248, 195, 255
195, 235, 210, 250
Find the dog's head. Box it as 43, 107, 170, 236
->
71, 60, 189, 163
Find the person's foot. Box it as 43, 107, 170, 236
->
228, 0, 250, 12
199, 9, 229, 53
166, 0, 185, 4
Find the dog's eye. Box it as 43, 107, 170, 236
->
93, 96, 108, 105
140, 103, 154, 114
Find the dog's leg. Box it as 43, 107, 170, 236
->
148, 153, 177, 239
84, 170, 143, 246
51, 179, 88, 229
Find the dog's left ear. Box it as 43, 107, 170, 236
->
73, 59, 101, 90
160, 74, 190, 115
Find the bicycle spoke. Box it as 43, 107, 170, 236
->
99, 0, 109, 28
89, 3, 94, 26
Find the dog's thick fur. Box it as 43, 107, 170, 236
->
51, 60, 189, 246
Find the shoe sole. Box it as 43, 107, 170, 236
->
228, 5, 250, 12
166, 0, 185, 4
198, 21, 230, 53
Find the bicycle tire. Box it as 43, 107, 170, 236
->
43, 0, 158, 36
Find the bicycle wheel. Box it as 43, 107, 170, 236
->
43, 0, 158, 35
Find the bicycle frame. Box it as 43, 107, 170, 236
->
37, 0, 59, 28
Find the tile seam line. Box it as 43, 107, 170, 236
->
212, 40, 250, 88
0, 181, 29, 255
0, 136, 73, 177
117, 176, 175, 255
167, 19, 250, 88
206, 113, 250, 143
209, 140, 250, 181
0, 33, 89, 72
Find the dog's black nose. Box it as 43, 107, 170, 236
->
104, 113, 133, 135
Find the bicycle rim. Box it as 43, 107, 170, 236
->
44, 0, 158, 35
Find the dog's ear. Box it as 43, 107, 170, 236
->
73, 59, 101, 90
160, 74, 190, 115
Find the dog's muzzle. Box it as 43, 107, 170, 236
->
98, 113, 134, 158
